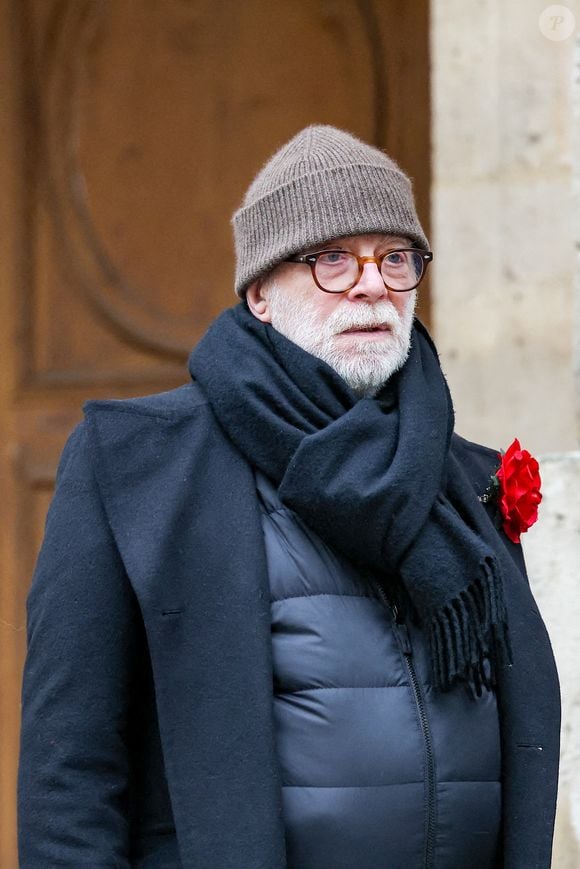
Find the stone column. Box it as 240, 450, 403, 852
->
574, 30, 580, 436
431, 0, 579, 456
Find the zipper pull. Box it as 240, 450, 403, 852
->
387, 598, 412, 656
373, 582, 413, 656
393, 619, 412, 656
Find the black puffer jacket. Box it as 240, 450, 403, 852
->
257, 468, 502, 869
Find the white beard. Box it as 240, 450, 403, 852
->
265, 282, 417, 397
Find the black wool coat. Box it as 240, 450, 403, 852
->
18, 381, 561, 869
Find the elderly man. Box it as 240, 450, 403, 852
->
19, 126, 560, 869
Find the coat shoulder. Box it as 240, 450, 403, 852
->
451, 432, 499, 490
78, 381, 222, 510
451, 431, 499, 463
83, 381, 209, 422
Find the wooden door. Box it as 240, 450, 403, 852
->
0, 0, 430, 863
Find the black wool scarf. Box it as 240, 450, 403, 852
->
189, 301, 512, 692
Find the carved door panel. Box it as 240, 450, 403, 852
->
0, 0, 430, 862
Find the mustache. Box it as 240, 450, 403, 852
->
325, 301, 403, 335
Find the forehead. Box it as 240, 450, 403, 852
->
305, 232, 411, 251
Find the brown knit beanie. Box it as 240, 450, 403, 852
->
232, 124, 429, 297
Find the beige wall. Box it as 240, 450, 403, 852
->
431, 2, 580, 864
431, 0, 579, 456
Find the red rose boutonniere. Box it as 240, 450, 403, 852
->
480, 438, 542, 544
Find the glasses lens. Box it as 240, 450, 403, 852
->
314, 251, 359, 292
381, 250, 424, 290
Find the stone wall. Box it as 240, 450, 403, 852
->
431, 0, 579, 456
431, 2, 580, 864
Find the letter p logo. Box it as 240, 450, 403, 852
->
539, 5, 576, 41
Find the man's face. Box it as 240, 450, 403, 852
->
246, 233, 417, 397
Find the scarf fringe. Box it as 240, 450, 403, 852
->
428, 559, 512, 694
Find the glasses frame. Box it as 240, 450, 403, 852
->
285, 248, 433, 294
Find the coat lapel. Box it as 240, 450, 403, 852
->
86, 394, 287, 868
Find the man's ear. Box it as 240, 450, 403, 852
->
245, 278, 272, 323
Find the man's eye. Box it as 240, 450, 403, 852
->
318, 251, 348, 266
385, 251, 405, 265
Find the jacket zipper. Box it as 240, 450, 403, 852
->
374, 584, 436, 869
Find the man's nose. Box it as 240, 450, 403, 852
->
345, 260, 388, 303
